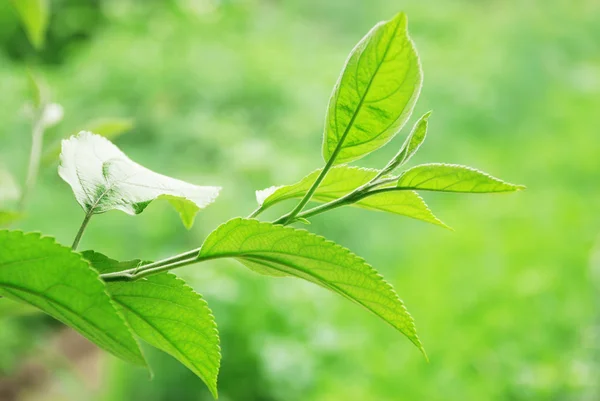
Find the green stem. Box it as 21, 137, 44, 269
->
247, 205, 264, 219
71, 211, 93, 250
278, 153, 339, 225
19, 109, 45, 210
100, 248, 202, 281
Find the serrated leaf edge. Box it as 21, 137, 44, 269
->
199, 218, 426, 357
0, 230, 147, 367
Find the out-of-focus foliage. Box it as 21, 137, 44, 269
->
0, 0, 598, 400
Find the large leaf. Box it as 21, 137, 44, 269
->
323, 12, 422, 164
59, 131, 220, 227
397, 163, 525, 193
0, 231, 145, 365
10, 0, 49, 50
256, 166, 446, 227
198, 218, 425, 354
83, 252, 221, 398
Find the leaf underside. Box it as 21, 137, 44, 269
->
199, 218, 425, 354
0, 231, 145, 365
84, 251, 221, 398
58, 131, 220, 228
323, 12, 422, 164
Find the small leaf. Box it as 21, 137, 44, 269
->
159, 195, 200, 230
397, 163, 525, 193
198, 218, 425, 354
323, 12, 422, 164
10, 0, 50, 50
257, 165, 446, 227
256, 166, 378, 210
42, 117, 135, 166
0, 231, 145, 365
58, 131, 220, 227
386, 111, 431, 171
83, 252, 221, 398
355, 190, 449, 229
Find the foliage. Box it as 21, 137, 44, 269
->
0, 7, 528, 399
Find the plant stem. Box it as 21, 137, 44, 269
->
19, 110, 45, 210
101, 253, 223, 282
71, 211, 93, 250
247, 205, 264, 218
278, 155, 337, 225
273, 174, 399, 225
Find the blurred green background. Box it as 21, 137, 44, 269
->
1, 0, 599, 400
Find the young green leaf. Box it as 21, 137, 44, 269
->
83, 252, 221, 398
256, 166, 378, 210
198, 218, 425, 354
323, 12, 422, 164
384, 111, 431, 172
10, 0, 49, 50
0, 231, 145, 365
58, 131, 220, 227
256, 166, 446, 227
397, 163, 525, 193
353, 190, 449, 228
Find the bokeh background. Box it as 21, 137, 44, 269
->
1, 0, 599, 400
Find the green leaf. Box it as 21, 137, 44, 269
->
355, 190, 449, 229
323, 12, 422, 164
397, 163, 526, 193
256, 165, 446, 227
198, 218, 425, 354
386, 111, 431, 171
10, 0, 49, 50
256, 166, 378, 210
159, 195, 200, 230
42, 117, 135, 166
83, 252, 221, 398
0, 231, 145, 365
59, 131, 220, 227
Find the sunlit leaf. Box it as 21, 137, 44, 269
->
256, 165, 446, 227
58, 131, 220, 227
354, 189, 449, 228
10, 0, 49, 50
198, 218, 425, 354
385, 111, 431, 171
83, 251, 221, 398
323, 12, 422, 164
256, 166, 378, 210
0, 231, 145, 365
397, 163, 525, 193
